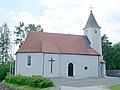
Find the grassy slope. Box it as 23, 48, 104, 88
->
109, 84, 120, 90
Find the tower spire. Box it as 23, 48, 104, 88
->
83, 10, 101, 30
83, 10, 102, 55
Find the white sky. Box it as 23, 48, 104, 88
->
0, 0, 120, 44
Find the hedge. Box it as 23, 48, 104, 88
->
5, 75, 54, 88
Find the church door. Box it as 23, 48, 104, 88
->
68, 63, 73, 76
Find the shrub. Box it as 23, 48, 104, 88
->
5, 75, 54, 88
4, 75, 13, 83
0, 63, 10, 82
14, 75, 28, 85
28, 77, 38, 87
40, 79, 54, 88
28, 77, 47, 87
24, 77, 31, 85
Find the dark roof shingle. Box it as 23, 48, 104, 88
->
83, 11, 101, 30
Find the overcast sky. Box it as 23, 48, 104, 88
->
0, 0, 120, 44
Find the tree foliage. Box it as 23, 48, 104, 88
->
14, 22, 25, 46
111, 42, 120, 69
0, 23, 11, 63
24, 24, 43, 36
0, 63, 10, 82
101, 34, 113, 70
102, 34, 112, 57
102, 34, 120, 70
14, 22, 43, 47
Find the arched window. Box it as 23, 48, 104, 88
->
94, 29, 97, 34
68, 63, 73, 76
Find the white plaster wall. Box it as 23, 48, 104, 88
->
16, 53, 43, 76
43, 54, 59, 77
60, 54, 99, 77
84, 27, 102, 55
16, 53, 99, 78
100, 63, 106, 77
103, 63, 106, 77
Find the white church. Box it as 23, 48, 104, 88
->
15, 11, 106, 78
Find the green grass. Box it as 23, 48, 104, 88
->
109, 84, 120, 90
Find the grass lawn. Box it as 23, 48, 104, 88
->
109, 84, 120, 90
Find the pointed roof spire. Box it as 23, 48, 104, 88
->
83, 11, 101, 30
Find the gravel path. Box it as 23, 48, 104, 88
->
50, 77, 120, 87
0, 83, 20, 90
0, 83, 10, 90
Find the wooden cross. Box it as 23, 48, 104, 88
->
49, 57, 55, 73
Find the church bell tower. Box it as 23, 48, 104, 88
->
83, 11, 102, 55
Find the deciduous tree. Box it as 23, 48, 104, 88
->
0, 23, 11, 63
14, 22, 43, 47
101, 34, 113, 70
112, 42, 120, 69
24, 24, 43, 36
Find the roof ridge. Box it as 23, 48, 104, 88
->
30, 31, 83, 37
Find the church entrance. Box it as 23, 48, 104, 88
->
68, 63, 73, 76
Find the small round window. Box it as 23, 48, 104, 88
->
84, 66, 88, 70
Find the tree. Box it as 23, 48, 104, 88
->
24, 24, 43, 36
0, 62, 10, 82
111, 42, 120, 69
14, 22, 25, 47
102, 35, 120, 70
0, 23, 11, 63
102, 34, 112, 57
14, 22, 43, 47
101, 34, 113, 70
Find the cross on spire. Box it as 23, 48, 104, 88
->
49, 57, 55, 73
90, 3, 92, 12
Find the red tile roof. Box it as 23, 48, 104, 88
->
17, 32, 99, 55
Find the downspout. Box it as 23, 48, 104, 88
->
42, 53, 45, 76
15, 53, 18, 75
98, 56, 100, 78
59, 54, 60, 77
